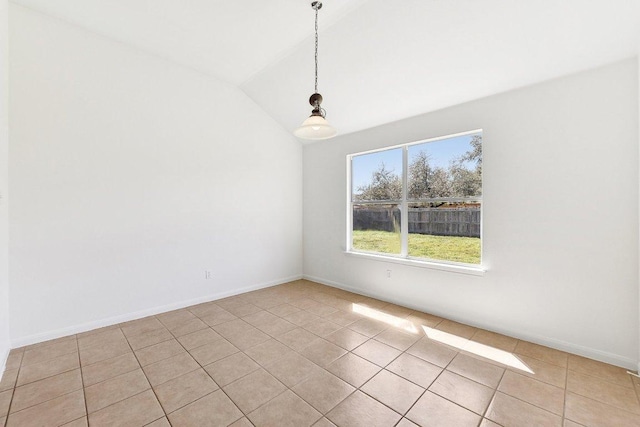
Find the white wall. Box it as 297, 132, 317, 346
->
304, 59, 639, 369
0, 0, 9, 370
9, 5, 302, 345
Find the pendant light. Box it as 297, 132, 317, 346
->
294, 1, 337, 140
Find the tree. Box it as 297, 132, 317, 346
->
460, 134, 482, 172
408, 151, 431, 199
450, 134, 482, 197
450, 164, 481, 196
429, 167, 453, 198
409, 151, 452, 199
355, 134, 482, 201
356, 162, 402, 201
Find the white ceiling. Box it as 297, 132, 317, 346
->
10, 0, 368, 85
11, 0, 640, 138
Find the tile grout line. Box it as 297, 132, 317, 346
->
193, 298, 317, 420
285, 351, 356, 420
408, 341, 478, 423
293, 324, 417, 424
13, 288, 320, 423
10, 347, 79, 388
221, 296, 357, 423
350, 331, 417, 419
633, 376, 640, 405
5, 350, 86, 424
75, 329, 158, 424
240, 287, 639, 424
562, 358, 569, 427
2, 350, 22, 427
562, 370, 640, 417
479, 362, 507, 425
318, 290, 470, 422
254, 295, 449, 424
155, 311, 251, 425
223, 330, 322, 422
122, 320, 172, 427
566, 360, 638, 390
75, 336, 90, 427
7, 281, 638, 426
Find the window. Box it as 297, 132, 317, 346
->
348, 131, 482, 267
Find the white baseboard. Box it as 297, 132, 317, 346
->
303, 274, 638, 371
11, 274, 303, 348
0, 343, 9, 379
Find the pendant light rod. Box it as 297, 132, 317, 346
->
313, 1, 320, 94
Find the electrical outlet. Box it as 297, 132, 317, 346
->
386, 269, 392, 278
204, 270, 212, 279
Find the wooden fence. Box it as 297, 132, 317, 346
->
353, 207, 480, 238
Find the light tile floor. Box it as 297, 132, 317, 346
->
0, 279, 639, 426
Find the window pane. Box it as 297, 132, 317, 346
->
352, 148, 403, 201
352, 204, 401, 255
408, 133, 482, 200
348, 131, 482, 266
408, 201, 481, 264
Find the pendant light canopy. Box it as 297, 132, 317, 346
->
294, 1, 337, 140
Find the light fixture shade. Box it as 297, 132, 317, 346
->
294, 115, 337, 140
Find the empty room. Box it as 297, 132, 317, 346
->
0, 0, 639, 426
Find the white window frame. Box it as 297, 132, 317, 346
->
346, 130, 485, 275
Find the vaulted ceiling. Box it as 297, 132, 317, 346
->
12, 0, 640, 138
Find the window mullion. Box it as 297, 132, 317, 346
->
401, 146, 409, 257
347, 156, 353, 252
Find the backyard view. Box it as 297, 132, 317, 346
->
350, 132, 482, 265
352, 230, 481, 264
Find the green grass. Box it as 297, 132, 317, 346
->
352, 230, 481, 264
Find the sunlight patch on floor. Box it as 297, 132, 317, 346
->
422, 326, 534, 373
351, 303, 532, 373
352, 303, 419, 334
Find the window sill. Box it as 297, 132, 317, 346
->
344, 251, 486, 276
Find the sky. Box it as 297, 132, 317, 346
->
351, 133, 480, 192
